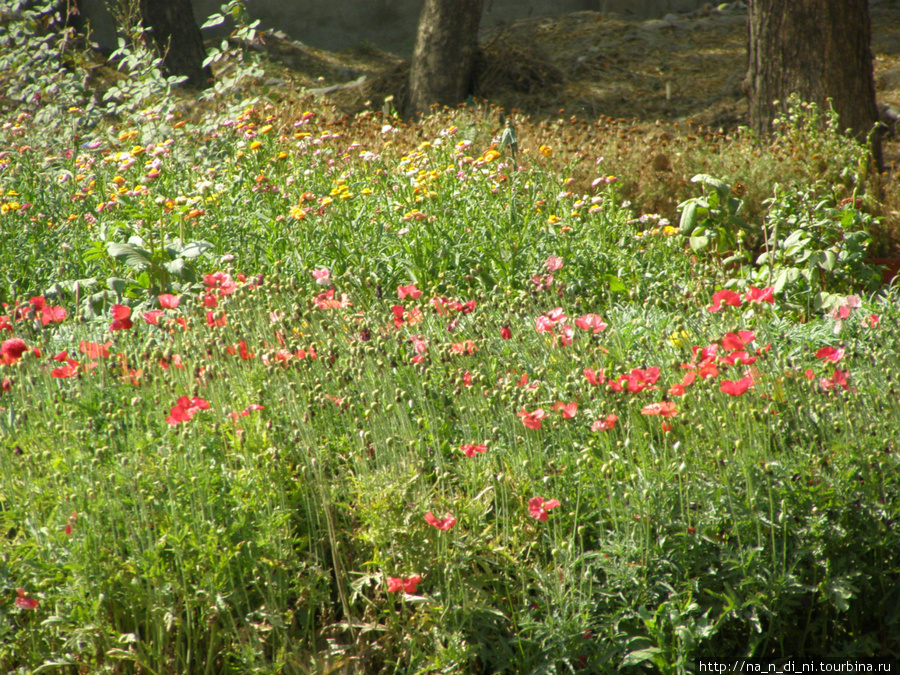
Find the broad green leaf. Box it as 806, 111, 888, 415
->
678, 201, 698, 234
820, 250, 837, 271
622, 647, 664, 668
689, 235, 709, 252
201, 13, 224, 29
107, 243, 151, 270
774, 268, 789, 294
180, 240, 214, 258
606, 275, 627, 292
691, 174, 729, 193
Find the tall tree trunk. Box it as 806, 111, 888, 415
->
747, 0, 882, 169
406, 0, 483, 118
139, 0, 212, 89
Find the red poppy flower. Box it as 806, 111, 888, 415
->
15, 588, 39, 610
528, 496, 561, 521
38, 305, 67, 325
535, 316, 555, 333
462, 371, 473, 387
79, 340, 112, 359
707, 289, 742, 313
744, 286, 774, 305
720, 377, 753, 396
461, 443, 487, 457
397, 283, 422, 300
820, 369, 850, 391
641, 401, 678, 417
591, 414, 618, 431
545, 255, 564, 272
721, 331, 755, 351
204, 271, 237, 295
227, 340, 255, 360
517, 408, 547, 430
206, 311, 226, 327
143, 310, 164, 325
158, 294, 180, 309
697, 360, 719, 380
166, 395, 209, 425
500, 325, 512, 340
1, 338, 29, 365
574, 314, 607, 334
387, 574, 422, 594
815, 346, 845, 363
668, 383, 686, 396
110, 304, 133, 331
557, 325, 574, 346
424, 511, 457, 531
1, 377, 10, 393
719, 351, 757, 367
450, 340, 477, 355
584, 368, 606, 386
552, 401, 577, 419
51, 359, 79, 379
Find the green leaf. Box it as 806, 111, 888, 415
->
622, 647, 664, 668
691, 174, 730, 194
164, 258, 186, 277
201, 13, 224, 29
107, 242, 152, 270
180, 240, 214, 258
605, 275, 626, 292
689, 235, 709, 252
774, 268, 789, 294
678, 201, 698, 235
820, 250, 837, 271
106, 277, 130, 294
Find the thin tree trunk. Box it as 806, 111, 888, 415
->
406, 0, 483, 118
139, 0, 212, 90
747, 0, 882, 168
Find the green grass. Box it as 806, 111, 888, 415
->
1, 10, 900, 674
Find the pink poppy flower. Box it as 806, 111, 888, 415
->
461, 443, 487, 457
424, 512, 457, 531
528, 496, 561, 521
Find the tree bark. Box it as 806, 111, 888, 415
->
747, 0, 882, 168
139, 0, 212, 89
406, 0, 483, 118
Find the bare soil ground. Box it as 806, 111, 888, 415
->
251, 1, 900, 145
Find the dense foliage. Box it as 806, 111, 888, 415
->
1, 4, 898, 674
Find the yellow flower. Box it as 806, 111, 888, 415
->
260, 124, 273, 134
290, 206, 307, 220
483, 149, 500, 163
275, 151, 288, 160
547, 214, 560, 225
663, 225, 679, 236
250, 140, 262, 150
112, 175, 125, 185
669, 330, 689, 348
539, 145, 552, 158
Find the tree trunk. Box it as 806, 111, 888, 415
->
747, 0, 882, 168
406, 0, 483, 118
139, 0, 212, 89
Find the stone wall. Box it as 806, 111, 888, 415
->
80, 0, 709, 54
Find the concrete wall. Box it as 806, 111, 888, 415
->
80, 0, 709, 54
